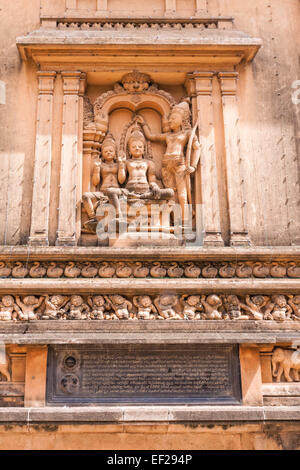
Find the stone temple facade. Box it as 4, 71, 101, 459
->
0, 0, 299, 450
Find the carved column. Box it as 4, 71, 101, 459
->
66, 0, 77, 10
195, 0, 207, 15
165, 0, 176, 15
218, 72, 251, 246
56, 71, 81, 246
97, 0, 107, 14
28, 71, 56, 247
186, 72, 224, 247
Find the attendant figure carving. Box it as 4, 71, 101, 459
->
137, 100, 200, 223
15, 295, 44, 321
133, 296, 157, 320
180, 295, 203, 320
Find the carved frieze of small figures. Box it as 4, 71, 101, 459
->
0, 293, 299, 322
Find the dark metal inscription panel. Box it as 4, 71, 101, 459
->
46, 344, 241, 405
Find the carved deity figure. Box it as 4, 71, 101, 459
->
180, 295, 203, 320
154, 295, 181, 320
133, 295, 157, 320
42, 295, 69, 320
222, 295, 250, 321
82, 133, 123, 229
87, 295, 107, 320
138, 101, 200, 222
239, 295, 269, 321
105, 295, 133, 320
201, 295, 223, 320
107, 121, 174, 219
0, 295, 18, 321
15, 295, 44, 321
264, 295, 292, 322
288, 295, 300, 320
64, 295, 90, 320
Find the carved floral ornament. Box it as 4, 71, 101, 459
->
0, 293, 300, 322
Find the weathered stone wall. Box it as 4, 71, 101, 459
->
0, 421, 299, 450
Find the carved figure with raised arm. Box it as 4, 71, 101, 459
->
137, 100, 200, 222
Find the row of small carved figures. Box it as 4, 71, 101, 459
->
0, 294, 300, 322
0, 261, 299, 279
57, 21, 219, 31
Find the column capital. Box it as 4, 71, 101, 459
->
79, 72, 87, 97
218, 72, 239, 95
37, 71, 56, 95
185, 72, 214, 96
61, 71, 82, 95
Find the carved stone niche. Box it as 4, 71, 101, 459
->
80, 71, 201, 248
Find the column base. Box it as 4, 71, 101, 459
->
28, 236, 49, 247
230, 232, 252, 247
55, 236, 77, 247
203, 232, 224, 247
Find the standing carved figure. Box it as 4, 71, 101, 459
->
138, 101, 200, 222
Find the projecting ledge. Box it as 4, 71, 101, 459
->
0, 406, 300, 423
1, 320, 300, 344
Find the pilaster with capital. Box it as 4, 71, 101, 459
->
28, 71, 56, 247
186, 72, 224, 247
56, 71, 82, 246
218, 72, 251, 247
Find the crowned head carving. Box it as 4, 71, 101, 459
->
101, 133, 117, 161
169, 99, 192, 131
120, 71, 153, 93
127, 123, 146, 159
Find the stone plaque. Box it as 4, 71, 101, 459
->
46, 344, 241, 405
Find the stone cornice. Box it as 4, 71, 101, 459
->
16, 28, 262, 68
1, 320, 300, 344
0, 246, 299, 262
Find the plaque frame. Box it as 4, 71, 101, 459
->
46, 344, 242, 406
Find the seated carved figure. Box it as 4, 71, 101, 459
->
82, 133, 123, 231
106, 121, 174, 220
